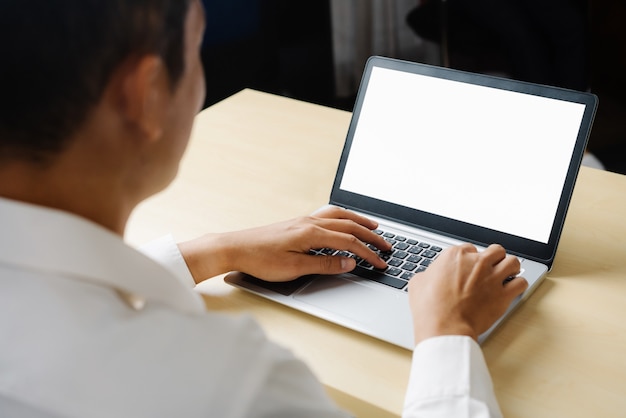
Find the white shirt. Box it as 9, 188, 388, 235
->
0, 197, 502, 417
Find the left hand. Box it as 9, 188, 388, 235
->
178, 206, 392, 283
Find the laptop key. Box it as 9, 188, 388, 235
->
388, 258, 403, 267
402, 262, 417, 271
386, 267, 402, 276
422, 250, 437, 259
359, 260, 373, 269
394, 242, 410, 250
393, 250, 409, 259
407, 255, 422, 264
360, 227, 442, 283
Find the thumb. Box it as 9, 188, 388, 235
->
309, 254, 357, 275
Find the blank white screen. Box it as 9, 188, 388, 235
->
339, 67, 586, 243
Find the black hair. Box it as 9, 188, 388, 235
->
0, 0, 193, 164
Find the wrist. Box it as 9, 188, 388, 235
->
413, 320, 477, 346
178, 233, 233, 284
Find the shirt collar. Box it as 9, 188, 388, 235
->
0, 197, 205, 315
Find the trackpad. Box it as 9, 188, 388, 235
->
293, 275, 409, 329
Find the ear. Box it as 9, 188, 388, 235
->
114, 55, 169, 143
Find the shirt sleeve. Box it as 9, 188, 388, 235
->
138, 234, 196, 288
403, 335, 503, 418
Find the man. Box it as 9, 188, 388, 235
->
0, 1, 528, 417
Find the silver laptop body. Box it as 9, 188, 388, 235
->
225, 56, 597, 350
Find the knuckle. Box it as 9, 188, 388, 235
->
341, 218, 358, 229
491, 243, 506, 255
296, 219, 318, 234
318, 205, 342, 219
299, 215, 316, 224
320, 254, 335, 271
458, 243, 475, 254
329, 205, 344, 215
345, 234, 359, 246
446, 245, 460, 256
450, 244, 471, 258
509, 254, 521, 268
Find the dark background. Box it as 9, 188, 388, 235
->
201, 0, 335, 110
200, 0, 626, 175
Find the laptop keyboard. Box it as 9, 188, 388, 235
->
310, 228, 444, 291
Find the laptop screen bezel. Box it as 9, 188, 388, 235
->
329, 56, 598, 267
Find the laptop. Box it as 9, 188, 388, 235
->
225, 56, 598, 350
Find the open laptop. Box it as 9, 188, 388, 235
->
225, 56, 598, 350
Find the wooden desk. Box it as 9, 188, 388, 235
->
127, 89, 626, 418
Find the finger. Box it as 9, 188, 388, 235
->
313, 218, 391, 252
492, 254, 521, 281
291, 253, 357, 277
311, 204, 341, 218
307, 227, 387, 269
335, 234, 388, 269
457, 242, 479, 254
503, 275, 529, 299
437, 243, 477, 264
312, 205, 379, 231
480, 244, 507, 266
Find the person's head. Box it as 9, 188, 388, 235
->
0, 0, 205, 166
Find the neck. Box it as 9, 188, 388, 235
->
0, 80, 173, 235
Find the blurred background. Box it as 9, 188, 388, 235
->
200, 0, 626, 175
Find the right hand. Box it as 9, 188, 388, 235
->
407, 243, 528, 345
